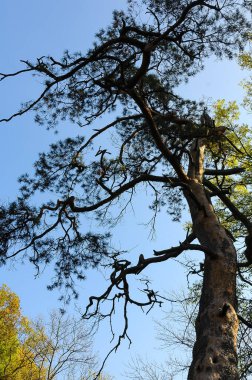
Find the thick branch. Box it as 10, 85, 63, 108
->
154, 241, 218, 259
33, 174, 180, 217
238, 314, 252, 328
129, 89, 188, 181
204, 167, 245, 176
204, 179, 252, 229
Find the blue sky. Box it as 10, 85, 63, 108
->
0, 1, 250, 379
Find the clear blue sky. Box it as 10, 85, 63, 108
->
0, 1, 249, 379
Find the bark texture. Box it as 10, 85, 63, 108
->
186, 139, 239, 380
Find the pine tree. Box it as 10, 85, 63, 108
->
1, 1, 252, 378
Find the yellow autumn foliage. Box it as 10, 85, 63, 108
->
0, 284, 46, 380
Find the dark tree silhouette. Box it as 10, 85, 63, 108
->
1, 1, 252, 379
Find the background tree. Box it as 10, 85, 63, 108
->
0, 285, 109, 380
0, 284, 47, 379
125, 355, 175, 380
0, 1, 252, 379
29, 310, 99, 380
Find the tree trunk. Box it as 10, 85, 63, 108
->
185, 139, 239, 379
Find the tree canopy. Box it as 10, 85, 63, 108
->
1, 1, 252, 378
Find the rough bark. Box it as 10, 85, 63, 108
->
186, 139, 239, 380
